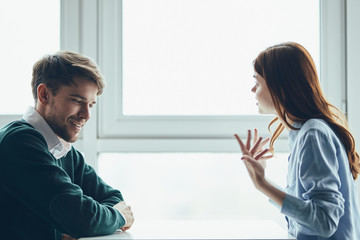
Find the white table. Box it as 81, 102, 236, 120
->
80, 220, 295, 239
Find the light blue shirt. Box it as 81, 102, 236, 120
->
280, 119, 360, 239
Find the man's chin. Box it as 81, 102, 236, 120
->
59, 133, 79, 143
68, 138, 78, 143
68, 135, 79, 143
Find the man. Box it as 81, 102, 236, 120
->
0, 51, 134, 240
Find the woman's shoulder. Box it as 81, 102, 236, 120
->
296, 118, 340, 145
300, 118, 333, 134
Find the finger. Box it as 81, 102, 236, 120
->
250, 137, 262, 155
234, 134, 247, 153
253, 129, 258, 146
254, 149, 273, 160
246, 130, 251, 150
253, 137, 270, 155
234, 134, 252, 156
241, 155, 256, 162
258, 137, 270, 150
254, 148, 268, 159
259, 155, 273, 160
241, 155, 258, 168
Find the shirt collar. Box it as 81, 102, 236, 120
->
22, 106, 72, 159
288, 121, 303, 152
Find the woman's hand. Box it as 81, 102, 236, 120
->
234, 129, 272, 190
234, 129, 272, 160
234, 129, 286, 206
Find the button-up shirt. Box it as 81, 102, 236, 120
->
281, 119, 360, 239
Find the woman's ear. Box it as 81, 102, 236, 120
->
37, 84, 49, 105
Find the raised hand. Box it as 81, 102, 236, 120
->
234, 129, 273, 189
234, 129, 272, 161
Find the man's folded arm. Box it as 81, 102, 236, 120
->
0, 128, 126, 238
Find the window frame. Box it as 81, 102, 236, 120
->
0, 0, 348, 167
346, 0, 360, 190
93, 0, 345, 154
0, 0, 357, 207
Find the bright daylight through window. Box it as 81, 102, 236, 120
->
122, 0, 319, 116
99, 0, 320, 223
0, 0, 60, 115
99, 152, 289, 222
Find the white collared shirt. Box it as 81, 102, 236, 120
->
22, 107, 72, 159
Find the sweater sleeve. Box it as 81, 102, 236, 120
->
0, 127, 125, 238
72, 150, 124, 207
281, 130, 345, 238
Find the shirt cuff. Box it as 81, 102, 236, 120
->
281, 193, 302, 219
114, 209, 127, 227
268, 198, 281, 210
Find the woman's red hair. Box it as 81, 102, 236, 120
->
254, 42, 360, 180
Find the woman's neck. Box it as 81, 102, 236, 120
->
276, 114, 294, 132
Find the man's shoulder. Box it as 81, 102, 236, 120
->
0, 120, 44, 145
1, 120, 34, 135
63, 146, 87, 166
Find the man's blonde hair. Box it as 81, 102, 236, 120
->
31, 51, 105, 102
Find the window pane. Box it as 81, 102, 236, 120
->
0, 0, 60, 114
122, 0, 319, 116
98, 152, 288, 224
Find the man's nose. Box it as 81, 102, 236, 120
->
79, 104, 91, 121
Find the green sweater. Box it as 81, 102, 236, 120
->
0, 120, 125, 240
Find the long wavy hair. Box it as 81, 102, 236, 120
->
253, 42, 360, 180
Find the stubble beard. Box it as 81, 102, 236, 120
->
46, 115, 79, 143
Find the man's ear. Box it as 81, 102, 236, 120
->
37, 84, 50, 105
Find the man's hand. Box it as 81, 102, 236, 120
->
62, 234, 78, 240
113, 201, 134, 231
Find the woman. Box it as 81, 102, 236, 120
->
235, 42, 360, 239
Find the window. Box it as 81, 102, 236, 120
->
98, 152, 288, 225
11, 0, 345, 224
0, 0, 60, 115
121, 0, 320, 116
91, 0, 347, 223
0, 0, 354, 228
98, 0, 324, 146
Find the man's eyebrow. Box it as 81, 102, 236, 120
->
69, 94, 96, 104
